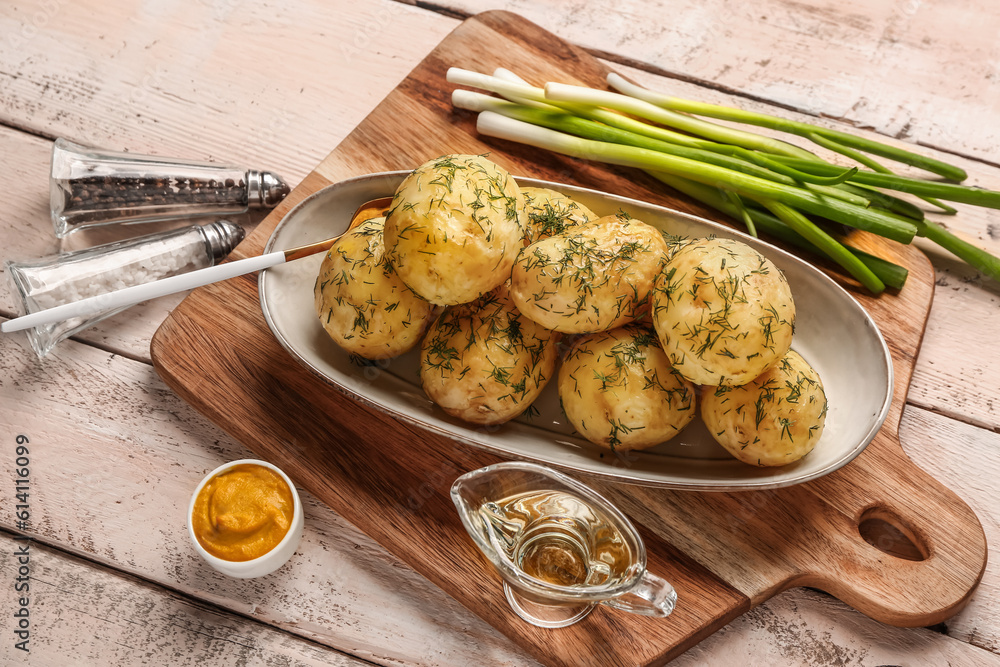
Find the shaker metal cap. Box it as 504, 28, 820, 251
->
247, 170, 291, 208
199, 220, 246, 261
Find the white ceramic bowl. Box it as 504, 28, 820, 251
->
187, 459, 304, 578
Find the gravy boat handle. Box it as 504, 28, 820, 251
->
601, 569, 677, 617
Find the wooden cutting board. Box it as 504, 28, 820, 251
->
150, 11, 987, 666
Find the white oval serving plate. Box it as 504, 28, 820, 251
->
259, 171, 893, 491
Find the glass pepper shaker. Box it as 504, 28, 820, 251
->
50, 138, 290, 237
5, 220, 245, 358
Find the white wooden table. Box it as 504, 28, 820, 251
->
2, 1, 999, 664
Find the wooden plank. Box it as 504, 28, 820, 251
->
0, 330, 537, 667
0, 532, 369, 667
150, 10, 985, 664
0, 0, 459, 184
428, 0, 1000, 163
674, 588, 1000, 667
5, 315, 1000, 664
900, 406, 1000, 653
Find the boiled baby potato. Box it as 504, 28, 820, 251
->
651, 237, 794, 387
700, 349, 827, 467
559, 325, 696, 451
520, 186, 595, 245
420, 283, 559, 425
314, 216, 434, 359
510, 213, 668, 334
383, 154, 526, 306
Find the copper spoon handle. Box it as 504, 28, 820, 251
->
283, 196, 393, 261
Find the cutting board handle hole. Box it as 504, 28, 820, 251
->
858, 508, 928, 562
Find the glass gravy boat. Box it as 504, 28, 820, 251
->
451, 462, 677, 628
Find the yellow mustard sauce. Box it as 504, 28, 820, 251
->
192, 463, 294, 562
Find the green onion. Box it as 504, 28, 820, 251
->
607, 72, 967, 182
453, 90, 859, 190
916, 219, 1000, 280
450, 67, 1000, 290
766, 156, 1000, 208
758, 199, 885, 294
449, 68, 713, 150
476, 111, 917, 244
543, 81, 817, 160
651, 172, 907, 290
723, 190, 758, 237
837, 183, 925, 221
609, 73, 971, 215
805, 132, 958, 214
485, 70, 856, 188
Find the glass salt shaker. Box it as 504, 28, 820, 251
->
50, 138, 290, 237
5, 220, 245, 358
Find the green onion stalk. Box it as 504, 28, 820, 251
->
473, 109, 917, 293
606, 72, 967, 182
542, 80, 817, 160
451, 68, 943, 216
803, 132, 957, 214
454, 88, 905, 291
759, 200, 884, 294
472, 111, 918, 243
448, 68, 1000, 289
650, 172, 908, 291
607, 72, 961, 214
453, 90, 861, 193
764, 156, 1000, 208
484, 68, 932, 227
541, 75, 999, 210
